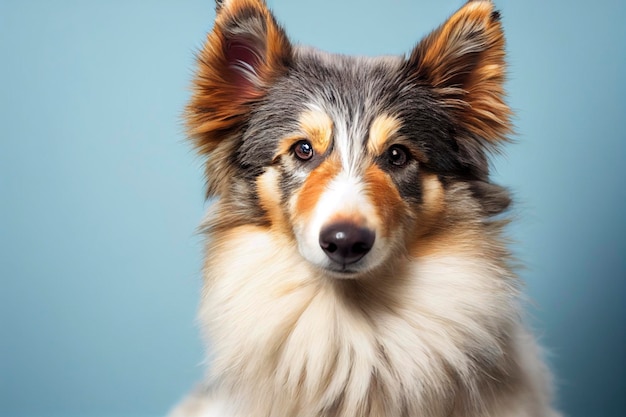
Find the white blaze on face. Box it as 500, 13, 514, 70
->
333, 115, 355, 175
290, 105, 398, 275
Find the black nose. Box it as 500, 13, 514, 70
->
319, 222, 376, 265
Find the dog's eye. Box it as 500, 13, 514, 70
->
293, 140, 314, 161
387, 145, 409, 167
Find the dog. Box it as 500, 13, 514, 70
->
170, 0, 560, 416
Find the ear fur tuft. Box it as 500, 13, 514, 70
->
187, 0, 291, 196
407, 0, 512, 171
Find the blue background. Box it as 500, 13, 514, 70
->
1, 0, 624, 416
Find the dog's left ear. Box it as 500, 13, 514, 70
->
407, 0, 511, 165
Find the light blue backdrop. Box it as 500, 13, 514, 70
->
1, 1, 624, 416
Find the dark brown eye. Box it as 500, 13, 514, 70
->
293, 140, 314, 161
387, 145, 409, 167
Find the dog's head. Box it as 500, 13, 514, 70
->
188, 0, 511, 277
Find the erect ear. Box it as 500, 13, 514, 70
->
407, 0, 511, 169
187, 0, 292, 193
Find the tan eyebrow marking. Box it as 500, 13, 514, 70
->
274, 108, 334, 160
298, 108, 333, 155
367, 114, 402, 155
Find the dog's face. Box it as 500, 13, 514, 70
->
250, 57, 457, 277
188, 0, 511, 278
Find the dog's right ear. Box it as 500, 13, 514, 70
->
187, 0, 292, 194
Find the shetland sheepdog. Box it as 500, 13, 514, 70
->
170, 0, 560, 416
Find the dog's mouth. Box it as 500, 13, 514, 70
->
319, 262, 369, 279
328, 267, 358, 276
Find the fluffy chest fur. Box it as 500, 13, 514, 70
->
199, 217, 522, 416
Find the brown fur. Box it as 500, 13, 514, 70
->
294, 159, 342, 219
409, 1, 511, 145
362, 165, 405, 239
187, 0, 291, 195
